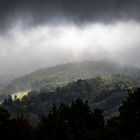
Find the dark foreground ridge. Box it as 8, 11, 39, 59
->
0, 88, 140, 140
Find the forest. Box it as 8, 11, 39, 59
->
0, 87, 140, 140
2, 76, 133, 123
1, 62, 140, 140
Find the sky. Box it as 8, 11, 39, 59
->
1, 0, 140, 81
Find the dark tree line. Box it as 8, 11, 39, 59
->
1, 88, 140, 140
2, 77, 132, 123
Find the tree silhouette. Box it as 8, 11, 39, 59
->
35, 98, 106, 140
118, 88, 140, 140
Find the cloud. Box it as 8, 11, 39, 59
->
1, 0, 140, 80
1, 0, 140, 32
0, 20, 140, 77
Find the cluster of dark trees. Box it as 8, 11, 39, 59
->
2, 77, 132, 123
0, 88, 140, 140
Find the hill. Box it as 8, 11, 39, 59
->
1, 60, 140, 98
2, 76, 133, 122
2, 88, 140, 140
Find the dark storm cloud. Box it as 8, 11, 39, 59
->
0, 0, 140, 31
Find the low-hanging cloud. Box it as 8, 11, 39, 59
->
0, 20, 140, 78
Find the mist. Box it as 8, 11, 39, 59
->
0, 20, 140, 80
1, 0, 140, 82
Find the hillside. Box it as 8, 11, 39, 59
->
2, 87, 140, 140
1, 60, 140, 97
2, 76, 133, 122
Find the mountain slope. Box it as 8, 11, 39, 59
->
2, 76, 133, 122
1, 60, 140, 96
